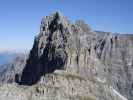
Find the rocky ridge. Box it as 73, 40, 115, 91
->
0, 70, 127, 100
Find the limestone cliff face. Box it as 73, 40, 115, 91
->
94, 32, 133, 100
16, 12, 133, 99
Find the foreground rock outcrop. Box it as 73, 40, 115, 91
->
0, 70, 128, 100
0, 12, 132, 100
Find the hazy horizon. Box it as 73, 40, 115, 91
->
0, 0, 133, 50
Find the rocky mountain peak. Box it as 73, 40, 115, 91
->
20, 11, 95, 85
20, 12, 70, 85
40, 11, 69, 34
0, 12, 132, 100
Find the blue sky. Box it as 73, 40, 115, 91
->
0, 0, 133, 50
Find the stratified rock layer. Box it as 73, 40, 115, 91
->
95, 32, 133, 99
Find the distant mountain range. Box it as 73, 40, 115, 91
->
0, 49, 27, 65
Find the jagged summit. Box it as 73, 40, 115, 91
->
40, 11, 69, 33
20, 12, 69, 85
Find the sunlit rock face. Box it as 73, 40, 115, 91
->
94, 32, 133, 99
